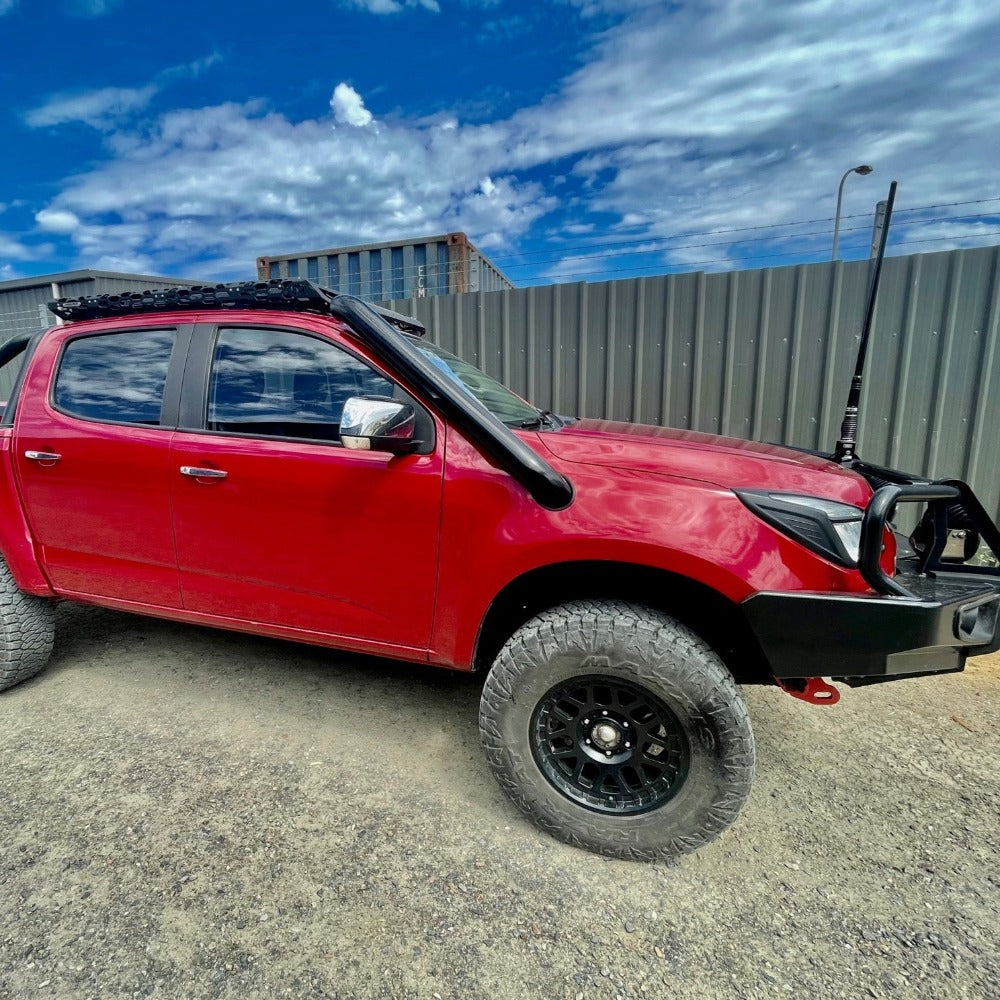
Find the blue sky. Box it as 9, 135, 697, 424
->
2, 0, 999, 286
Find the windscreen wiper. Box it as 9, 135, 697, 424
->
517, 410, 559, 430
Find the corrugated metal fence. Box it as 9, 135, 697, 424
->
384, 245, 1000, 521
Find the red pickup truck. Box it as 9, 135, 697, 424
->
0, 279, 997, 860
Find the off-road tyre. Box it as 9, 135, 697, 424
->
0, 558, 55, 693
479, 600, 755, 861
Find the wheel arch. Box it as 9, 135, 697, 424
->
473, 559, 773, 683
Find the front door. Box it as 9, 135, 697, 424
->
169, 323, 444, 650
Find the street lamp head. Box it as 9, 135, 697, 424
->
832, 164, 876, 260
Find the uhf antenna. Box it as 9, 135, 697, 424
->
833, 180, 897, 464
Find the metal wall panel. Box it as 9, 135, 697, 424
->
0, 273, 196, 343
0, 286, 54, 398
384, 245, 1000, 521
88, 275, 193, 294
0, 285, 52, 343
0, 272, 195, 397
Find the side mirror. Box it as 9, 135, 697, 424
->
340, 396, 420, 455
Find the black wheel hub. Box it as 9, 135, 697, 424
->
530, 674, 690, 815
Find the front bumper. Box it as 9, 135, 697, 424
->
742, 476, 1000, 685
743, 573, 1000, 683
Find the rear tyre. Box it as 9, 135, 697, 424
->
0, 558, 55, 693
479, 600, 755, 861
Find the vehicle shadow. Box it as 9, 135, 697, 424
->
41, 602, 789, 811
42, 601, 503, 813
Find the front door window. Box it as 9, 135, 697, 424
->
207, 327, 393, 442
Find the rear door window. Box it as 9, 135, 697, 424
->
54, 329, 177, 426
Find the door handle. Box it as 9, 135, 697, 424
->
180, 466, 228, 479
24, 451, 62, 463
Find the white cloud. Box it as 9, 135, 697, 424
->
24, 85, 157, 129
344, 0, 439, 13
70, 0, 123, 15
540, 240, 670, 283
0, 1, 17, 16
561, 0, 657, 15
330, 84, 374, 127
35, 208, 82, 234
24, 54, 223, 131
36, 94, 552, 275
161, 52, 224, 81
90, 251, 159, 273
28, 2, 1000, 279
891, 219, 1000, 254
0, 232, 41, 262
503, 0, 1000, 273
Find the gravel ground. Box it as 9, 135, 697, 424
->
1, 604, 998, 1000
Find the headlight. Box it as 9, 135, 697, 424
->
734, 491, 865, 567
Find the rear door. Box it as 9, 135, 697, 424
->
168, 321, 444, 649
14, 323, 190, 606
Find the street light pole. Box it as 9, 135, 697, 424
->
832, 164, 874, 260
870, 199, 888, 257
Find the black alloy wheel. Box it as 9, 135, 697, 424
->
531, 674, 690, 814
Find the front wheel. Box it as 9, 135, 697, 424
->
479, 600, 755, 861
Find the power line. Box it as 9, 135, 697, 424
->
272, 208, 1000, 287
489, 197, 1000, 265
298, 218, 1000, 293
315, 221, 1000, 286
531, 229, 1000, 283
269, 197, 1000, 283
264, 197, 1000, 290
495, 212, 1000, 271
895, 196, 1000, 213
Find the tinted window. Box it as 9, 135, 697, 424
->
208, 327, 393, 442
55, 329, 176, 425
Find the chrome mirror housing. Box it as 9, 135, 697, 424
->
340, 396, 419, 455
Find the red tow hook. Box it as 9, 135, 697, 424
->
775, 677, 841, 706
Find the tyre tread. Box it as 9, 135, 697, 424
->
479, 599, 755, 861
0, 557, 54, 693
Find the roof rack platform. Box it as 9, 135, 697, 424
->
47, 278, 425, 335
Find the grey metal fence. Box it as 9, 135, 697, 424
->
383, 245, 1000, 522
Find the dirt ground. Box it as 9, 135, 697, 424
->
1, 604, 998, 1000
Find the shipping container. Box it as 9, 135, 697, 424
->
256, 232, 513, 301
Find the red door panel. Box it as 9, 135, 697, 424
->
13, 328, 181, 606
169, 432, 444, 648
